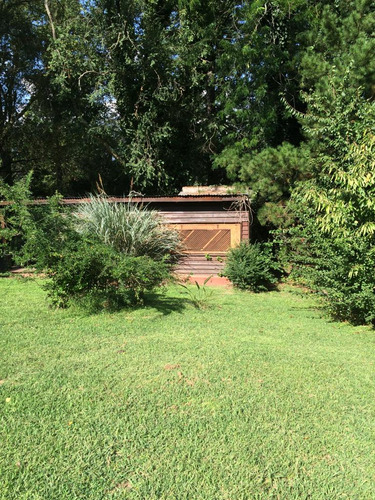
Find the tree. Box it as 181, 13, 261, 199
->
25, 0, 121, 194
283, 72, 375, 325
212, 0, 312, 229
300, 0, 375, 99
296, 73, 375, 239
296, 0, 375, 236
98, 0, 239, 193
213, 1, 309, 172
0, 0, 43, 184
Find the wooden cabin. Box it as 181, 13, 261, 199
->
51, 188, 250, 276
143, 193, 250, 276
1, 187, 250, 277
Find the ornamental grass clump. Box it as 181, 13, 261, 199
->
74, 195, 182, 263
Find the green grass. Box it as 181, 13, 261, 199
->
1, 278, 375, 499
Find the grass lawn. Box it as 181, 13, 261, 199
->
1, 278, 375, 499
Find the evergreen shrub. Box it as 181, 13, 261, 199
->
223, 242, 280, 292
0, 174, 32, 270
1, 182, 176, 310
20, 195, 79, 271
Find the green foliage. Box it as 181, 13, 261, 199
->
219, 142, 311, 228
44, 241, 171, 310
300, 0, 375, 98
0, 0, 309, 195
213, 0, 309, 207
311, 237, 375, 326
0, 174, 33, 268
303, 131, 375, 238
280, 68, 375, 325
0, 1, 43, 183
18, 194, 80, 271
277, 213, 375, 325
0, 186, 174, 310
179, 276, 214, 309
223, 241, 280, 292
293, 74, 375, 239
100, 0, 240, 191
0, 174, 85, 271
74, 195, 182, 262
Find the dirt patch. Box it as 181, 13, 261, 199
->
185, 378, 196, 387
164, 363, 180, 371
110, 481, 132, 494
175, 371, 197, 387
8, 267, 45, 278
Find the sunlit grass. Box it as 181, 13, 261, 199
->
1, 278, 375, 499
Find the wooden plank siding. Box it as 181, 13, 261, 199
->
175, 253, 227, 275
159, 210, 249, 224
241, 220, 250, 241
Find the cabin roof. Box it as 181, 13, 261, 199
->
56, 194, 246, 204
0, 194, 247, 206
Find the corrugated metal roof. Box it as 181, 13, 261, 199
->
0, 194, 248, 206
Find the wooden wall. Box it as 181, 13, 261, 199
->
149, 200, 250, 276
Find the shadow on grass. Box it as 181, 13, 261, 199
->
144, 292, 187, 315
65, 292, 188, 317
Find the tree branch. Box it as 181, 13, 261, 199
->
44, 0, 56, 41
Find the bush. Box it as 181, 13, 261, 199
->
19, 195, 80, 271
0, 175, 79, 272
1, 186, 176, 311
44, 241, 171, 310
0, 174, 33, 270
276, 210, 375, 325
223, 242, 280, 292
311, 237, 375, 325
74, 195, 182, 263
